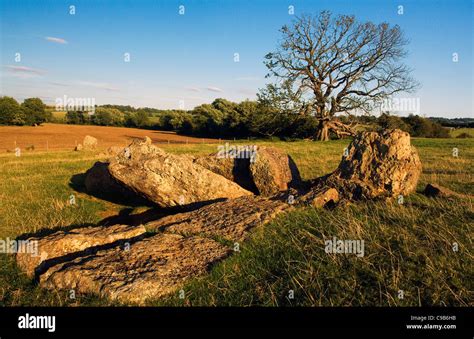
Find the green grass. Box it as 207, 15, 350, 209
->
450, 127, 474, 138
49, 111, 67, 123
0, 137, 472, 306
154, 196, 473, 306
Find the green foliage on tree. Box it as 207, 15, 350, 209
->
66, 111, 89, 125
91, 107, 125, 126
403, 115, 450, 138
191, 103, 226, 136
0, 97, 51, 126
132, 110, 150, 128
377, 113, 412, 133
0, 96, 452, 140
0, 96, 23, 125
21, 98, 50, 125
375, 113, 450, 138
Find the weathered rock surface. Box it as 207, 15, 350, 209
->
40, 234, 230, 304
105, 146, 124, 157
147, 195, 290, 242
303, 187, 339, 208
194, 155, 235, 180
318, 129, 422, 200
16, 224, 146, 278
251, 146, 302, 196
15, 194, 289, 303
195, 152, 258, 193
196, 146, 301, 196
108, 138, 253, 207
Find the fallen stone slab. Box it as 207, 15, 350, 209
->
16, 224, 146, 278
147, 196, 291, 242
40, 233, 231, 304
16, 196, 290, 303
196, 145, 302, 196
317, 129, 422, 200
108, 138, 253, 207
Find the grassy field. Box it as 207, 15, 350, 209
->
0, 135, 472, 306
450, 127, 474, 138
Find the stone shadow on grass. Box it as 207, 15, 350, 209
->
69, 169, 153, 207
98, 198, 227, 227
16, 197, 228, 243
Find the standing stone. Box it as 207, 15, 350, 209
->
83, 135, 98, 150
321, 129, 422, 200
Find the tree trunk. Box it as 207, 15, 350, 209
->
315, 117, 356, 141
316, 120, 330, 141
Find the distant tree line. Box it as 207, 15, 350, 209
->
373, 113, 451, 138
68, 98, 321, 139
0, 96, 51, 125
65, 107, 151, 128
61, 100, 455, 139
428, 117, 474, 128
0, 96, 461, 139
47, 98, 310, 139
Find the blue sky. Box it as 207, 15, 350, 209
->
0, 0, 472, 117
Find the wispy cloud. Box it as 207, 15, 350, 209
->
45, 36, 68, 44
48, 81, 70, 87
3, 65, 46, 78
206, 86, 223, 93
77, 81, 120, 92
185, 86, 201, 92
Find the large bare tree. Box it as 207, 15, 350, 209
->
258, 11, 418, 141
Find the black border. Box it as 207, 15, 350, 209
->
0, 307, 472, 336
